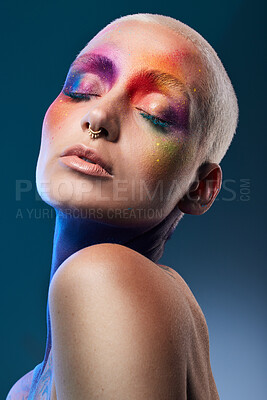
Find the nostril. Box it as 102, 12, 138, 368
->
100, 127, 108, 137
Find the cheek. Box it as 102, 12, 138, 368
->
131, 136, 196, 207
42, 93, 74, 143
141, 137, 193, 182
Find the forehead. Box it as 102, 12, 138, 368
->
78, 20, 204, 87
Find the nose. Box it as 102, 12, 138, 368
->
80, 95, 122, 142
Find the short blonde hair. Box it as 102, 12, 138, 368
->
100, 13, 239, 166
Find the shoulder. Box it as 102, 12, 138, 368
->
49, 245, 189, 397
52, 242, 162, 277
52, 242, 181, 285
50, 243, 183, 306
49, 243, 217, 398
50, 243, 205, 339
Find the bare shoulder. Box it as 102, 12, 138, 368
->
51, 243, 187, 306
52, 242, 180, 285
50, 242, 208, 341
49, 243, 219, 399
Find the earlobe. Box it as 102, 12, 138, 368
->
177, 163, 222, 216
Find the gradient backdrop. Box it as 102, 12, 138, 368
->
1, 0, 266, 398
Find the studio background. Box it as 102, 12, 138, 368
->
1, 0, 266, 399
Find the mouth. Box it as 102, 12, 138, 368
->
80, 156, 97, 164
60, 144, 113, 177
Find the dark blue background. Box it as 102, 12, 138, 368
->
1, 0, 266, 398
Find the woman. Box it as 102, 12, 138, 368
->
7, 13, 238, 400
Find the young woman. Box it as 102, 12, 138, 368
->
7, 13, 238, 400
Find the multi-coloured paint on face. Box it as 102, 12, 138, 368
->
61, 40, 192, 133
47, 27, 196, 147
55, 47, 193, 174
132, 37, 205, 90
42, 93, 75, 141
124, 53, 191, 134
63, 52, 119, 98
142, 135, 195, 179
37, 20, 207, 228
46, 47, 193, 148
42, 50, 120, 139
131, 89, 190, 134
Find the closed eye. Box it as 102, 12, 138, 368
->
62, 90, 100, 101
136, 108, 171, 130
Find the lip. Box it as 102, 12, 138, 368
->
60, 144, 113, 177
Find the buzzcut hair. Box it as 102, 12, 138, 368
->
100, 13, 239, 166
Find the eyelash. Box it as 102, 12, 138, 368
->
63, 91, 171, 131
138, 111, 170, 129
63, 90, 99, 101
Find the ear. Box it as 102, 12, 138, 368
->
178, 163, 222, 215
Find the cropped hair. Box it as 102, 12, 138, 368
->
101, 13, 239, 166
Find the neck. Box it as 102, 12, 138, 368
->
49, 211, 151, 280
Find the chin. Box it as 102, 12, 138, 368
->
36, 163, 107, 211
35, 180, 161, 228
35, 164, 166, 227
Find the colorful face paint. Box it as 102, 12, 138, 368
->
129, 85, 189, 134
126, 68, 187, 99
63, 52, 119, 98
38, 19, 203, 230
142, 135, 194, 181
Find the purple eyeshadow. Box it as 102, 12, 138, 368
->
70, 53, 118, 87
162, 101, 189, 132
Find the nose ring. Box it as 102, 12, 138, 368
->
88, 124, 102, 139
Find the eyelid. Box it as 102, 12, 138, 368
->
62, 90, 100, 99
135, 107, 169, 124
63, 69, 106, 94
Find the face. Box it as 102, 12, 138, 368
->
36, 19, 205, 228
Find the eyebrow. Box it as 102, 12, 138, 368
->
70, 53, 118, 85
126, 69, 188, 99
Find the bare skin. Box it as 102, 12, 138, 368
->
7, 17, 222, 400
6, 260, 175, 400
6, 247, 219, 400
48, 244, 219, 399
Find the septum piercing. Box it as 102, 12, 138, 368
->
88, 124, 102, 139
